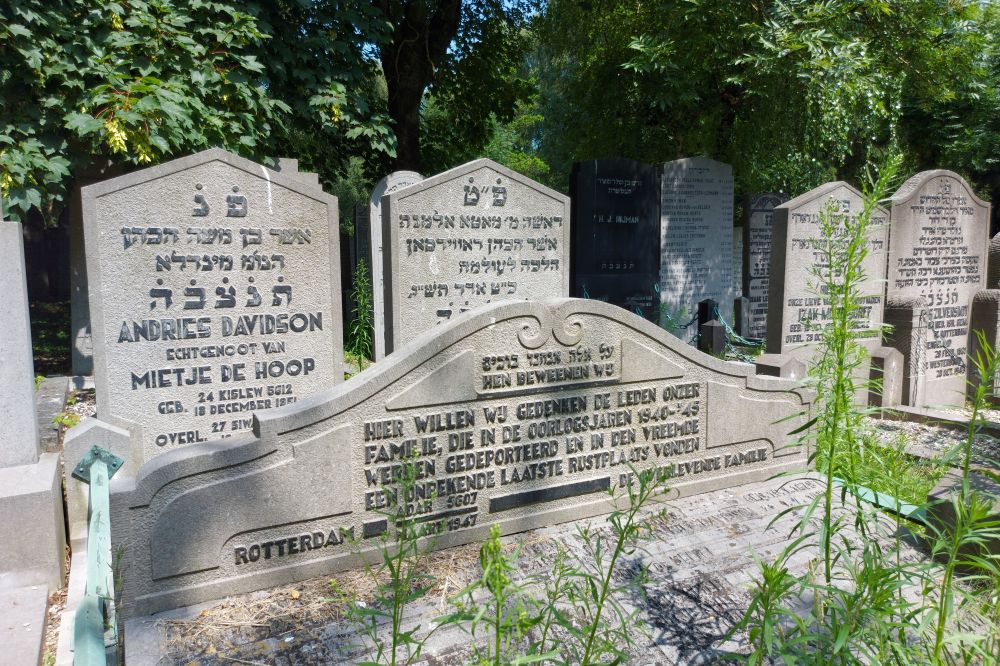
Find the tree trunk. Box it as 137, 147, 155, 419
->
376, 0, 463, 172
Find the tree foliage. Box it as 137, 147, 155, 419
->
535, 0, 1000, 199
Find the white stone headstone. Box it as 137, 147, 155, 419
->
82, 149, 344, 465
369, 171, 423, 360
659, 157, 735, 337
381, 159, 570, 354
765, 182, 889, 362
886, 170, 991, 407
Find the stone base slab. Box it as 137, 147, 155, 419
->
0, 453, 66, 592
0, 586, 49, 666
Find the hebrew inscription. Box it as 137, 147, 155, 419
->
382, 159, 570, 353
83, 149, 343, 464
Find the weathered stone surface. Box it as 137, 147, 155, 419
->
968, 290, 1000, 404
82, 148, 343, 466
766, 182, 889, 361
884, 295, 930, 406
0, 453, 65, 591
110, 298, 810, 616
369, 171, 423, 360
660, 157, 735, 333
733, 224, 744, 299
0, 221, 41, 467
570, 157, 660, 320
743, 193, 788, 339
0, 586, 49, 666
382, 159, 569, 353
886, 170, 991, 407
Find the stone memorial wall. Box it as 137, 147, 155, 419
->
369, 171, 423, 360
382, 159, 569, 354
660, 157, 735, 334
109, 298, 810, 616
886, 170, 990, 407
570, 157, 660, 320
743, 193, 788, 339
82, 149, 343, 466
766, 182, 889, 361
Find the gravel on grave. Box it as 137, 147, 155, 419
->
135, 466, 945, 665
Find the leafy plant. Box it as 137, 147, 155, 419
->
332, 454, 439, 666
347, 258, 375, 372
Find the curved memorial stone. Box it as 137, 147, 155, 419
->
886, 170, 991, 407
82, 148, 343, 466
110, 298, 811, 616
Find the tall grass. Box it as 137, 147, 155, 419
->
734, 157, 1000, 664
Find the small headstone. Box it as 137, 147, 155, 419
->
885, 170, 991, 407
743, 193, 788, 339
369, 171, 423, 360
698, 320, 726, 356
108, 298, 811, 616
0, 207, 66, 590
660, 157, 735, 335
382, 159, 570, 353
734, 296, 750, 338
570, 157, 660, 320
765, 182, 889, 361
82, 148, 344, 465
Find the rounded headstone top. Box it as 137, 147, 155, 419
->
369, 170, 424, 208
888, 169, 990, 208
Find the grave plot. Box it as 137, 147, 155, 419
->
108, 297, 810, 617
742, 192, 788, 339
381, 158, 570, 354
368, 171, 423, 360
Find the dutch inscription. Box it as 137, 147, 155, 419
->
115, 299, 810, 616
83, 149, 343, 463
382, 159, 570, 353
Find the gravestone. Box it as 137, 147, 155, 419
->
660, 157, 735, 337
369, 171, 424, 360
106, 298, 811, 616
570, 157, 660, 320
80, 148, 343, 467
0, 208, 66, 591
743, 193, 788, 339
732, 226, 744, 299
382, 159, 570, 354
765, 182, 889, 361
886, 170, 991, 407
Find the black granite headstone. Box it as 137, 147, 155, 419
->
570, 157, 660, 320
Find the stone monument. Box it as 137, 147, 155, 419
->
0, 205, 66, 593
743, 192, 788, 339
570, 157, 660, 320
381, 159, 569, 354
660, 157, 735, 336
104, 298, 811, 616
370, 171, 423, 360
76, 148, 343, 467
885, 170, 991, 407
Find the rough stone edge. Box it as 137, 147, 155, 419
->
888, 168, 991, 208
